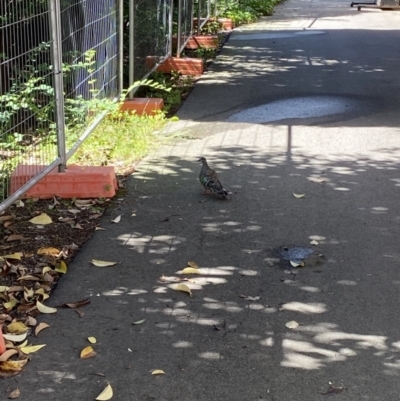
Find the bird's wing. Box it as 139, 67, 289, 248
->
205, 168, 225, 192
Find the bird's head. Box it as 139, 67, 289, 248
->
198, 157, 207, 163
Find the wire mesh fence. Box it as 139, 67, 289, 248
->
194, 0, 212, 34
175, 0, 194, 56
129, 0, 173, 83
0, 1, 58, 204
0, 0, 122, 212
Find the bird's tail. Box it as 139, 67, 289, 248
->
218, 189, 230, 199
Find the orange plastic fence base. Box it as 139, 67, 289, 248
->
146, 56, 204, 75
10, 165, 118, 199
120, 98, 164, 115
185, 35, 219, 49
0, 329, 5, 355
193, 17, 233, 30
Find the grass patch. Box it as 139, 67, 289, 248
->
69, 109, 167, 175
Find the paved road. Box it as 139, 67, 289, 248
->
4, 1, 400, 400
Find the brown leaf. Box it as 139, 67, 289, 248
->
37, 247, 60, 257
8, 388, 20, 399
322, 385, 344, 395
80, 346, 97, 359
6, 235, 25, 242
0, 349, 19, 362
75, 309, 85, 318
213, 320, 226, 331
187, 261, 199, 269
0, 215, 13, 222
58, 298, 90, 308
35, 322, 50, 337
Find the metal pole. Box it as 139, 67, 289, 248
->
168, 0, 173, 56
197, 0, 201, 35
129, 0, 135, 99
48, 0, 66, 173
177, 0, 182, 57
119, 0, 124, 98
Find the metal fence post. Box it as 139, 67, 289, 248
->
177, 0, 182, 57
119, 0, 124, 98
169, 0, 173, 56
129, 0, 135, 99
197, 0, 201, 35
48, 0, 66, 173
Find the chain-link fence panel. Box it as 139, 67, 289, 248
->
0, 0, 122, 212
0, 0, 58, 205
60, 0, 121, 156
175, 0, 194, 56
131, 0, 173, 81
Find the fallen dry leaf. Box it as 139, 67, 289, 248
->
0, 253, 23, 261
0, 359, 28, 377
187, 261, 199, 269
6, 235, 25, 242
151, 369, 165, 375
36, 300, 57, 314
55, 261, 67, 274
60, 298, 90, 308
322, 384, 344, 395
29, 213, 52, 225
75, 309, 85, 318
0, 215, 13, 222
293, 193, 305, 199
0, 349, 18, 362
132, 319, 145, 325
95, 383, 113, 400
91, 259, 119, 267
3, 332, 27, 343
111, 215, 121, 223
20, 344, 46, 354
174, 283, 192, 297
35, 322, 50, 337
37, 247, 60, 256
80, 346, 97, 359
6, 322, 27, 334
307, 176, 328, 183
290, 260, 304, 268
310, 240, 319, 245
88, 337, 97, 344
8, 388, 20, 399
181, 268, 200, 275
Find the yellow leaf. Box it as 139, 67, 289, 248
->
41, 267, 53, 275
29, 213, 52, 225
7, 322, 27, 334
37, 247, 60, 256
18, 340, 28, 348
0, 359, 27, 377
88, 336, 97, 344
90, 259, 119, 267
0, 253, 23, 261
187, 261, 199, 269
8, 387, 20, 399
0, 285, 10, 292
310, 240, 319, 245
293, 193, 305, 199
174, 283, 192, 297
20, 344, 46, 354
151, 369, 165, 375
95, 383, 113, 400
35, 322, 50, 337
55, 261, 67, 274
80, 345, 97, 359
111, 215, 121, 223
3, 300, 18, 312
36, 300, 57, 314
181, 268, 200, 275
3, 332, 27, 343
0, 349, 18, 362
